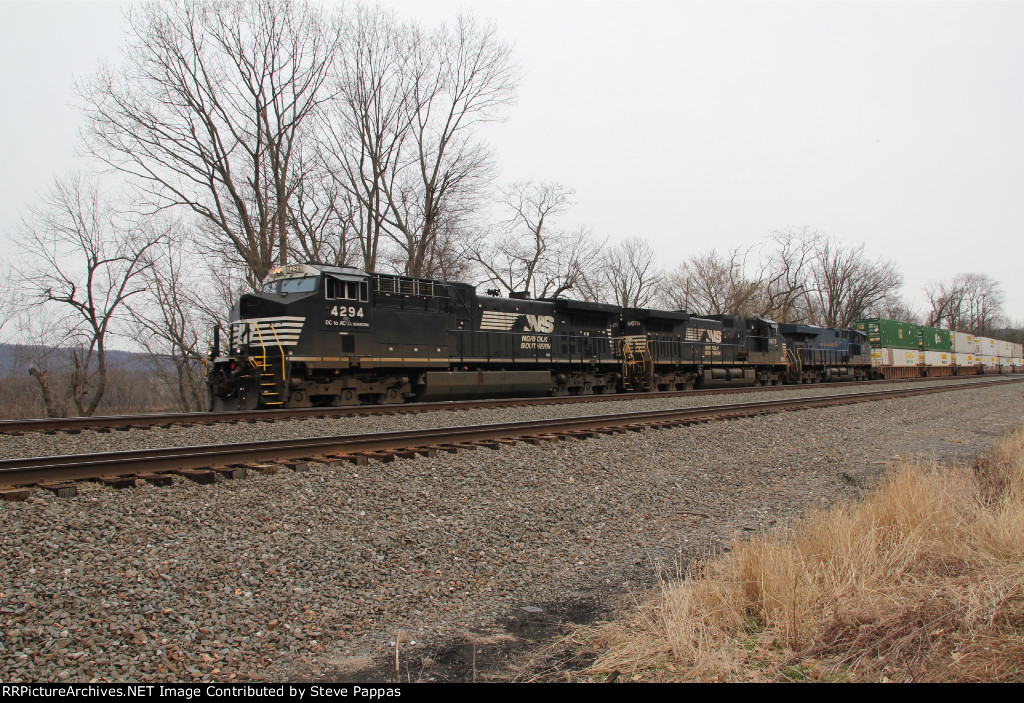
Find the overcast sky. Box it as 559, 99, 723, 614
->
1, 0, 1021, 321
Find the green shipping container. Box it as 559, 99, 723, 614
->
917, 325, 953, 352
853, 318, 919, 350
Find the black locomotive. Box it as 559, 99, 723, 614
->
206, 263, 871, 410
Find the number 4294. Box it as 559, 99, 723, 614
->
330, 306, 364, 318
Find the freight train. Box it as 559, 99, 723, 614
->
852, 319, 1023, 379
206, 263, 876, 411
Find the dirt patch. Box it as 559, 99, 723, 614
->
316, 595, 616, 683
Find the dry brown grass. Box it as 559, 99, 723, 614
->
583, 428, 1024, 682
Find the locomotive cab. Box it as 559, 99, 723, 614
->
209, 263, 381, 410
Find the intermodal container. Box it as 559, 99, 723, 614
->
853, 319, 919, 350
954, 353, 978, 366
997, 340, 1013, 358
888, 348, 920, 367
923, 350, 951, 366
952, 332, 979, 354
918, 326, 953, 351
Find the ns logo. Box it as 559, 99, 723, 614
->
525, 314, 555, 334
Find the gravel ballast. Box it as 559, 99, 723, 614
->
0, 377, 1007, 460
1, 380, 1022, 682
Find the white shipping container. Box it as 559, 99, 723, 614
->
983, 356, 1000, 369
978, 337, 997, 355
954, 353, 978, 366
890, 348, 920, 367
870, 348, 891, 366
952, 332, 979, 354
924, 350, 951, 366
997, 340, 1013, 358
1013, 343, 1023, 357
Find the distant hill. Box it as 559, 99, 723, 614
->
0, 344, 163, 376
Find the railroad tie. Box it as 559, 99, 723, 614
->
242, 463, 279, 475
353, 450, 398, 463
309, 454, 357, 466
136, 473, 175, 487
446, 442, 482, 451
37, 482, 78, 498
476, 439, 517, 450
175, 469, 216, 484
522, 435, 559, 445
95, 475, 137, 489
210, 466, 248, 480
0, 487, 32, 501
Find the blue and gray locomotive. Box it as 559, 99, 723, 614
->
778, 323, 873, 383
206, 263, 871, 410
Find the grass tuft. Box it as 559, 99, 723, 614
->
584, 427, 1024, 682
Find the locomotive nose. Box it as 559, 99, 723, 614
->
239, 294, 287, 319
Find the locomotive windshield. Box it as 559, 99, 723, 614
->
260, 277, 319, 294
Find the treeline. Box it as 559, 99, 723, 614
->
0, 346, 175, 419
0, 0, 1014, 417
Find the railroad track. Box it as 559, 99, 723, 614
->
0, 373, 1002, 436
2, 376, 1020, 499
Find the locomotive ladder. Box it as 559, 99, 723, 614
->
621, 336, 653, 391
785, 345, 803, 380
251, 324, 287, 407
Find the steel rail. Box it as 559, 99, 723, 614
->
2, 377, 1020, 488
0, 373, 999, 436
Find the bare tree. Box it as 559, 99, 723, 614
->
319, 10, 520, 278
14, 175, 163, 417
807, 237, 903, 327
866, 292, 919, 324
77, 0, 341, 287
286, 145, 358, 267
925, 273, 1004, 335
600, 237, 663, 308
319, 4, 413, 273
126, 233, 212, 412
758, 227, 822, 322
660, 248, 762, 315
468, 181, 598, 296
0, 260, 16, 341
11, 311, 77, 418
389, 15, 519, 278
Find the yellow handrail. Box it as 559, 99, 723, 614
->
252, 323, 268, 369
268, 323, 287, 390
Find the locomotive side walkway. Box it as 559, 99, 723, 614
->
2, 380, 1022, 681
